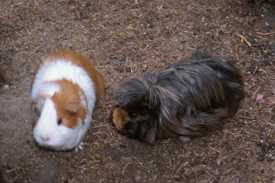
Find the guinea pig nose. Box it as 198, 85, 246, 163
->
41, 136, 50, 142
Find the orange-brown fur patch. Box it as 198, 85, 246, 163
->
52, 80, 86, 128
46, 49, 105, 99
112, 107, 128, 130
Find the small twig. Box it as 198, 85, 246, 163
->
252, 86, 261, 100
152, 175, 158, 183
6, 167, 22, 174
93, 131, 109, 137
256, 31, 275, 36
173, 160, 185, 175
265, 121, 275, 128
133, 157, 144, 168
209, 146, 221, 154
93, 123, 110, 129
267, 96, 275, 107
238, 116, 255, 121
235, 33, 252, 47
122, 162, 131, 175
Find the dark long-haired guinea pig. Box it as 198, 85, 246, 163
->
111, 58, 244, 144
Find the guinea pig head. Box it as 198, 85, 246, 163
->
112, 78, 159, 145
33, 80, 87, 151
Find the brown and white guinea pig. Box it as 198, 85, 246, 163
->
111, 58, 244, 145
31, 49, 104, 151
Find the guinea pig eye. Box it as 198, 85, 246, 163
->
57, 118, 62, 125
130, 112, 138, 117
34, 107, 41, 117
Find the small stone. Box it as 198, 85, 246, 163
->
265, 22, 270, 26
134, 175, 141, 182
134, 170, 142, 182
256, 94, 264, 102
3, 84, 9, 89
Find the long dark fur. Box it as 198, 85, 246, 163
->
248, 0, 275, 13
112, 57, 244, 144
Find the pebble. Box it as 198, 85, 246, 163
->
3, 84, 9, 89
134, 170, 142, 182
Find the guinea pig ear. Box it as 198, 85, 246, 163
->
145, 126, 157, 145
52, 91, 81, 114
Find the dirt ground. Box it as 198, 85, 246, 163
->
0, 0, 275, 182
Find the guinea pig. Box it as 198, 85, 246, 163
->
111, 58, 244, 145
31, 49, 104, 151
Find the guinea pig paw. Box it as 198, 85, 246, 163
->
75, 142, 86, 152
178, 136, 192, 144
